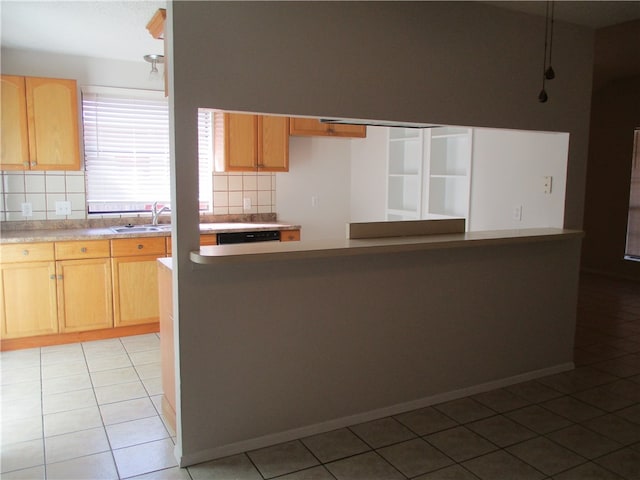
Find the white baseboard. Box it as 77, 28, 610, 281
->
178, 361, 574, 467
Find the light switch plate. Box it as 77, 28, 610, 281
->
55, 200, 72, 216
513, 205, 523, 221
21, 202, 33, 217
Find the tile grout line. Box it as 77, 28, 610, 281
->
81, 338, 122, 480
39, 345, 48, 479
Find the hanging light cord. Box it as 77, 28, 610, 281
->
538, 1, 550, 102
538, 0, 555, 102
546, 1, 556, 80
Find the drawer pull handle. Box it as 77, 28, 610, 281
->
22, 250, 29, 256
50, 274, 56, 280
81, 247, 87, 253
137, 244, 144, 250
58, 274, 63, 280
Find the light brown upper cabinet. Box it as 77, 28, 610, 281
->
1, 75, 81, 171
214, 112, 289, 172
146, 8, 166, 39
289, 117, 367, 138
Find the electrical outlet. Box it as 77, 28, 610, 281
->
513, 205, 523, 221
55, 200, 71, 216
21, 202, 33, 217
543, 176, 553, 194
243, 197, 252, 210
311, 195, 319, 207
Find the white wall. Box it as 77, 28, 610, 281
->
347, 126, 570, 231
470, 128, 569, 231
277, 136, 352, 240
1, 48, 159, 91
350, 126, 388, 222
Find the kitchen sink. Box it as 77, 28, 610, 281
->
111, 224, 172, 233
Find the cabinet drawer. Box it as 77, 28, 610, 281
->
166, 234, 217, 252
0, 242, 54, 263
55, 240, 110, 260
280, 229, 301, 242
200, 234, 218, 246
110, 237, 166, 257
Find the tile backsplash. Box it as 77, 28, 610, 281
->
0, 170, 276, 222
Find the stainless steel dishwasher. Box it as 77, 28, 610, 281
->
216, 230, 281, 244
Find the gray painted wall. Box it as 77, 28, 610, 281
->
168, 1, 593, 464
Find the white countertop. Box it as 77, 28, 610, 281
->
190, 228, 584, 266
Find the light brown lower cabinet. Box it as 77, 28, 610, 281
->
56, 258, 113, 333
55, 240, 113, 333
157, 260, 176, 432
111, 237, 166, 328
1, 230, 298, 347
0, 242, 58, 339
166, 233, 217, 252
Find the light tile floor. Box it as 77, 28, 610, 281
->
2, 273, 640, 479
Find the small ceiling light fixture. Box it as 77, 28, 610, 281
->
144, 54, 164, 81
538, 0, 556, 103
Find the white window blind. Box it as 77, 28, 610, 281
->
83, 86, 212, 213
197, 109, 213, 212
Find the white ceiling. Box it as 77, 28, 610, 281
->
1, 0, 167, 63
1, 1, 639, 63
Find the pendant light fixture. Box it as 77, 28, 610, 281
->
538, 1, 556, 103
144, 54, 164, 82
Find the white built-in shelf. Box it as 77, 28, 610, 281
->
386, 126, 472, 226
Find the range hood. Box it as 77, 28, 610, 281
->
320, 118, 441, 129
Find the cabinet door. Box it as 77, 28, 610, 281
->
112, 255, 161, 327
289, 117, 329, 136
226, 112, 258, 171
0, 261, 58, 338
57, 258, 113, 333
0, 75, 29, 169
25, 77, 80, 170
258, 115, 289, 171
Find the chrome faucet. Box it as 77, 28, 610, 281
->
151, 201, 170, 225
